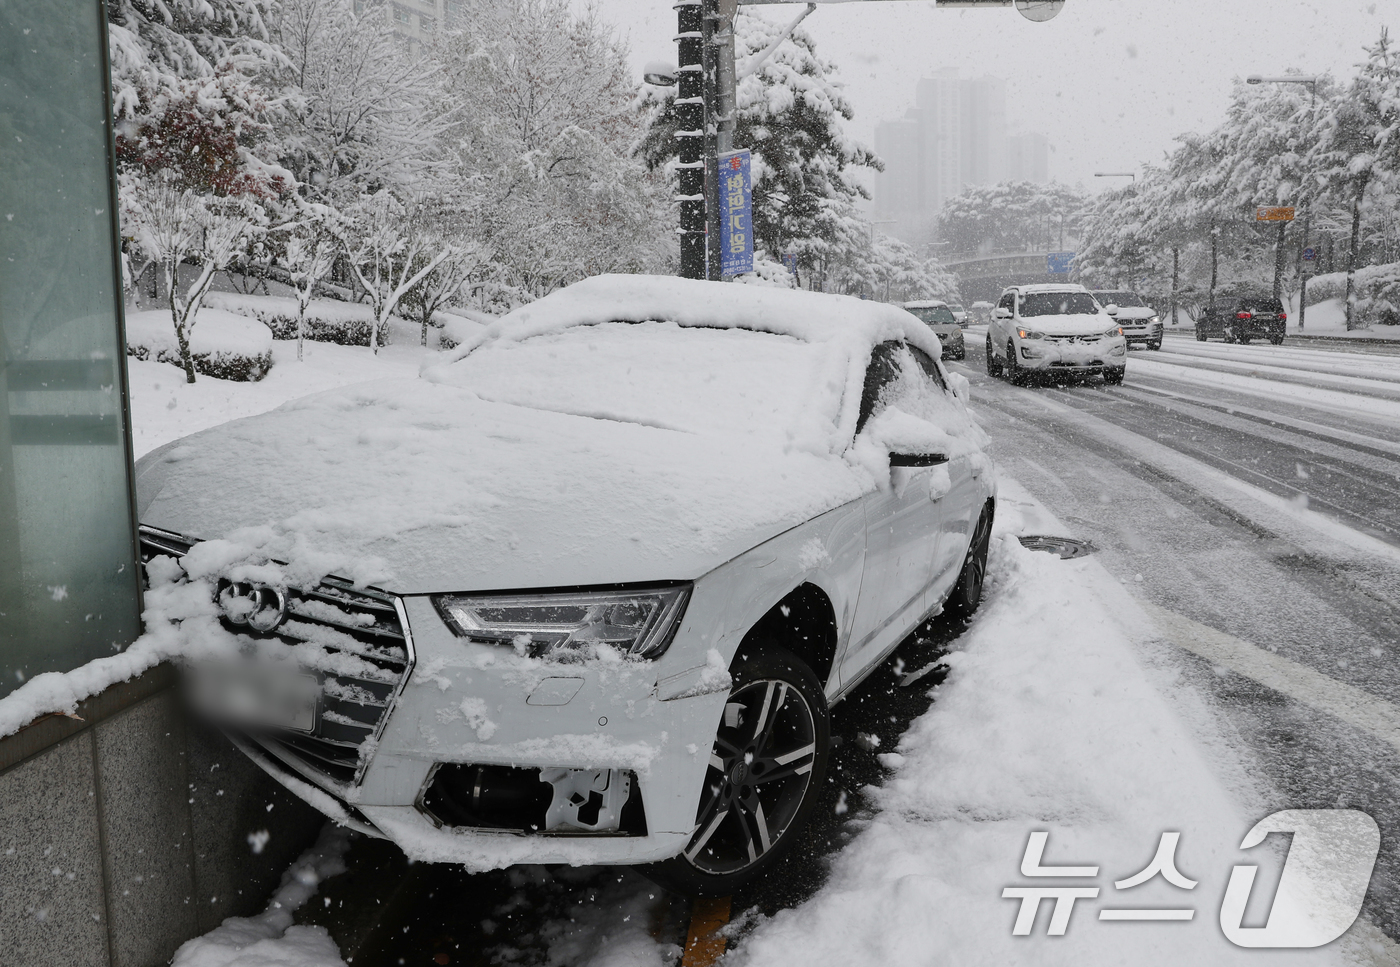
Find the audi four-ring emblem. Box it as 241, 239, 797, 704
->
219, 581, 288, 633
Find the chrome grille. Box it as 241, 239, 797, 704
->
139, 525, 413, 788
1047, 334, 1103, 344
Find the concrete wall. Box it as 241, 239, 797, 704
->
0, 670, 323, 967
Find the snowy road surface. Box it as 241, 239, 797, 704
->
957, 333, 1400, 945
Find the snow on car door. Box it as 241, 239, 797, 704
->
906, 346, 983, 604
842, 343, 945, 687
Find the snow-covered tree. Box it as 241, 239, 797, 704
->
342, 193, 458, 354
268, 0, 452, 205
639, 9, 879, 273
400, 239, 491, 346
107, 0, 282, 119
435, 0, 673, 294
115, 65, 290, 199
121, 177, 258, 381
278, 203, 345, 360
936, 181, 1089, 258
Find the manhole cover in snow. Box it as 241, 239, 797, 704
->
1017, 535, 1095, 559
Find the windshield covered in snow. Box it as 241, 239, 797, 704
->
444, 322, 837, 440
1019, 293, 1103, 317
906, 306, 958, 326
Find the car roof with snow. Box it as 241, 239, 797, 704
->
1007, 283, 1090, 294
901, 300, 948, 309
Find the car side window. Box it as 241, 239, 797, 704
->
857, 341, 903, 434
907, 345, 949, 393
998, 293, 1015, 313
857, 341, 953, 436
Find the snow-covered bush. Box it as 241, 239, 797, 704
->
733, 255, 798, 289
126, 308, 273, 381
1304, 262, 1400, 324
204, 292, 391, 347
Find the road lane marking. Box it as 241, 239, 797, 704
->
1142, 601, 1400, 758
682, 895, 732, 967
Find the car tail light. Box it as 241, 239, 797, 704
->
1236, 312, 1253, 320
1279, 312, 1287, 322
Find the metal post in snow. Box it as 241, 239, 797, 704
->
702, 0, 721, 280
675, 0, 706, 280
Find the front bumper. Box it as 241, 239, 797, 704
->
1015, 335, 1127, 372
234, 594, 729, 869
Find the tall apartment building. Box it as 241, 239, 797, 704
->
357, 0, 465, 54
874, 70, 1046, 245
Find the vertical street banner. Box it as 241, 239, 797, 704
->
719, 150, 754, 277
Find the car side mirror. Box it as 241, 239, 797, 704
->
993, 307, 1012, 320
889, 452, 948, 467
1104, 304, 1120, 316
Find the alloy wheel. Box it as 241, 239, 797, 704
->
685, 678, 819, 876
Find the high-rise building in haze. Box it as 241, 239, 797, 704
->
874, 70, 1047, 246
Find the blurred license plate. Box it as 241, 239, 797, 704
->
187, 662, 318, 732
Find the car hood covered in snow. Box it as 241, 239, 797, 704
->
135, 378, 873, 593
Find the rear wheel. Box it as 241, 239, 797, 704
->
1270, 335, 1284, 345
985, 335, 1003, 377
1240, 334, 1252, 345
642, 645, 830, 897
1196, 329, 1208, 342
943, 504, 993, 621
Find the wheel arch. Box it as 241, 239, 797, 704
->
738, 582, 839, 693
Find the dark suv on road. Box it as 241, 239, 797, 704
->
1195, 295, 1287, 345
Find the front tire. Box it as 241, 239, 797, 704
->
1006, 341, 1027, 386
985, 335, 1003, 378
642, 645, 830, 897
1148, 339, 1162, 351
1196, 329, 1207, 342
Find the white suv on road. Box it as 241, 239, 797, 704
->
985, 283, 1127, 385
136, 275, 997, 897
1091, 290, 1163, 350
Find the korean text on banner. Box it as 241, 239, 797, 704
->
719, 150, 754, 277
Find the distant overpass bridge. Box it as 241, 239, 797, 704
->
943, 252, 1070, 303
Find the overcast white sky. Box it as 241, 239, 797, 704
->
595, 0, 1391, 195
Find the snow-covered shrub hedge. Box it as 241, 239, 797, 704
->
1303, 262, 1400, 324
733, 254, 798, 289
204, 292, 392, 347
125, 308, 274, 381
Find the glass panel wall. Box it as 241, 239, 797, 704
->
0, 0, 142, 699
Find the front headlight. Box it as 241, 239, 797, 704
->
1104, 326, 1123, 337
432, 586, 691, 661
1016, 328, 1045, 340
1149, 316, 1161, 326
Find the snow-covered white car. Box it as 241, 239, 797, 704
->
1091, 290, 1163, 350
900, 299, 966, 360
985, 283, 1128, 385
948, 303, 970, 326
134, 276, 996, 896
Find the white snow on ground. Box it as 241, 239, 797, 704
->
1286, 296, 1400, 341
126, 315, 432, 458
169, 824, 351, 967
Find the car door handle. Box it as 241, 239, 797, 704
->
889, 452, 948, 467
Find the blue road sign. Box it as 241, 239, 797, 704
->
719, 150, 754, 277
1047, 252, 1075, 275
1302, 247, 1318, 262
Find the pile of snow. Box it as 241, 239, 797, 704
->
169, 824, 351, 967
125, 308, 274, 382
732, 254, 798, 288
204, 292, 392, 348
437, 305, 495, 350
